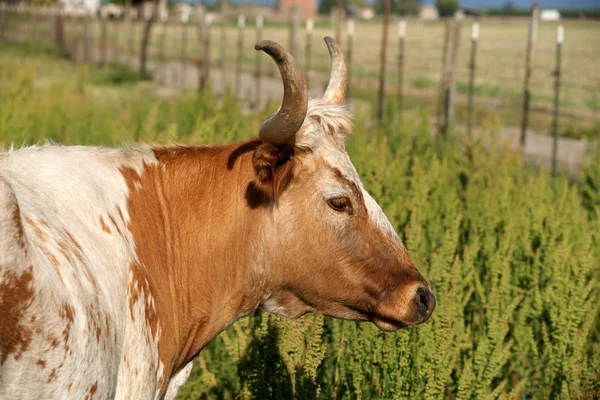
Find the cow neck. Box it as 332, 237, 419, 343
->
122, 140, 270, 383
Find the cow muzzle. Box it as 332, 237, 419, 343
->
372, 285, 436, 332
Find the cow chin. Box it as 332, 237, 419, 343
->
372, 316, 407, 332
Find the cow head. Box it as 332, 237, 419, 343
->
253, 38, 435, 331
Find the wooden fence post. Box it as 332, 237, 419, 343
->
139, 3, 155, 79
197, 9, 211, 91
127, 3, 134, 62
305, 19, 313, 89
376, 0, 391, 122
397, 19, 406, 115
520, 2, 539, 147
220, 12, 227, 93
158, 9, 167, 83
110, 17, 116, 62
254, 15, 263, 108
54, 7, 66, 53
346, 19, 354, 99
83, 10, 90, 62
551, 25, 563, 177
0, 3, 6, 42
235, 14, 244, 97
289, 6, 300, 61
336, 0, 343, 45
30, 6, 37, 41
180, 11, 189, 89
439, 19, 461, 137
436, 20, 451, 133
98, 14, 107, 65
115, 15, 122, 62
99, 13, 107, 65
467, 21, 479, 137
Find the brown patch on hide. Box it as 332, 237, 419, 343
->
24, 216, 46, 242
59, 303, 75, 351
108, 215, 122, 235
47, 367, 58, 383
99, 217, 111, 234
39, 247, 65, 285
12, 204, 26, 249
0, 266, 35, 365
86, 306, 101, 343
84, 381, 98, 399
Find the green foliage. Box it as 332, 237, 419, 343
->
581, 143, 600, 218
318, 0, 345, 15
91, 62, 146, 86
436, 0, 460, 17
2, 45, 599, 400
373, 0, 419, 15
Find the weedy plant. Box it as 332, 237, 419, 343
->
1, 43, 598, 400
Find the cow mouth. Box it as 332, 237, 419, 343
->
348, 304, 408, 332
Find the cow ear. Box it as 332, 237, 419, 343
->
252, 143, 295, 198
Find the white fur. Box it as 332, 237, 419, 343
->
162, 362, 194, 400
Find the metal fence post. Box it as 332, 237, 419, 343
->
551, 25, 563, 177
467, 21, 479, 137
376, 0, 391, 122
158, 9, 167, 84
0, 3, 6, 41
235, 14, 244, 97
197, 9, 211, 91
181, 12, 189, 89
289, 6, 300, 60
99, 13, 107, 65
439, 19, 461, 137
83, 10, 90, 63
336, 0, 343, 45
254, 15, 263, 108
346, 19, 354, 99
220, 11, 227, 93
520, 2, 539, 147
397, 19, 406, 115
305, 19, 313, 89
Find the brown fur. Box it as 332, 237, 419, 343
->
12, 204, 25, 250
120, 139, 429, 397
99, 217, 111, 234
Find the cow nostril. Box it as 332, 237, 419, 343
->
415, 286, 436, 322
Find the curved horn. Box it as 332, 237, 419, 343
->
323, 36, 348, 105
255, 40, 308, 145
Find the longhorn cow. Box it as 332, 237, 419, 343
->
0, 37, 435, 399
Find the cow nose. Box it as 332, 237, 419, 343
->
414, 286, 436, 323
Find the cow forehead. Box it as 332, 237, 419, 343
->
316, 146, 400, 241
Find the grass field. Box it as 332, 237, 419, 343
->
3, 11, 600, 137
1, 41, 599, 399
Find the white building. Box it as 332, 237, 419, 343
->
540, 9, 561, 21
419, 5, 439, 21
61, 0, 100, 15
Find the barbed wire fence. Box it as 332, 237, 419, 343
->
0, 2, 591, 175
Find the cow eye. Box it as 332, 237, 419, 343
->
327, 197, 352, 213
